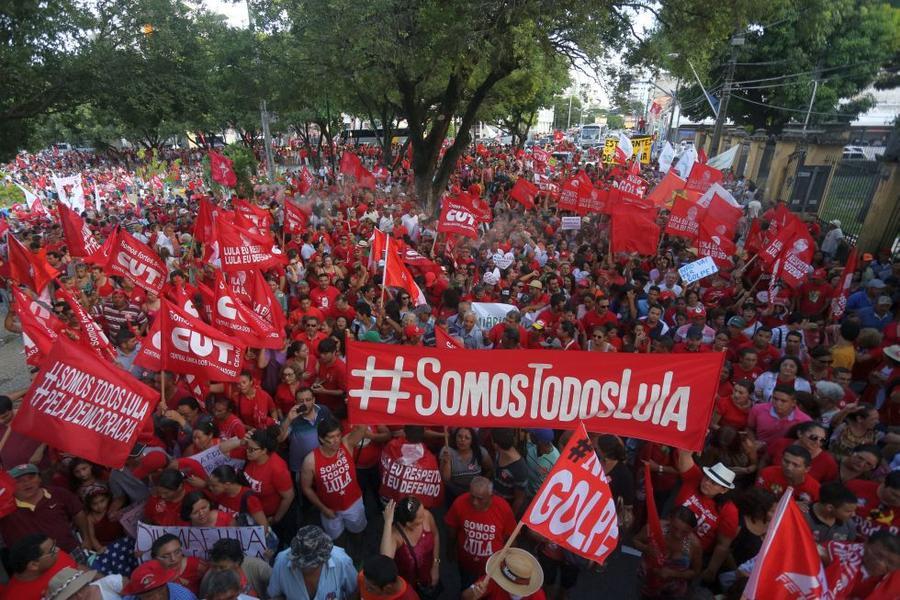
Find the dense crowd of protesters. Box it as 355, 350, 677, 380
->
0, 138, 897, 600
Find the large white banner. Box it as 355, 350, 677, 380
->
135, 521, 267, 561
53, 175, 85, 213
471, 302, 516, 332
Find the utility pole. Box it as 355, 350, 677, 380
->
710, 32, 744, 155
666, 80, 681, 142
802, 72, 820, 135
566, 94, 573, 130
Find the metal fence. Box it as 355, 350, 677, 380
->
817, 159, 881, 242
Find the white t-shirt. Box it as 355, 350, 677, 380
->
91, 574, 124, 600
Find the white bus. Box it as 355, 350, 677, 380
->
578, 124, 605, 148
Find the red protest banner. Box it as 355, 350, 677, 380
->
509, 178, 538, 209
646, 171, 686, 208
435, 327, 463, 349
12, 286, 62, 366
830, 248, 858, 320
618, 173, 649, 205
610, 203, 660, 256
346, 340, 723, 451
558, 173, 592, 212
233, 199, 273, 232
296, 166, 315, 195
7, 234, 58, 293
437, 200, 479, 239
576, 186, 610, 215
106, 229, 167, 295
696, 221, 736, 269
744, 490, 828, 600
159, 299, 245, 382
216, 216, 287, 272
11, 337, 159, 468
284, 200, 309, 234
56, 284, 117, 362
685, 162, 723, 194
212, 271, 281, 349
665, 196, 701, 239
523, 423, 619, 564
58, 203, 101, 258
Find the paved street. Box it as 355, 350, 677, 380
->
0, 305, 33, 396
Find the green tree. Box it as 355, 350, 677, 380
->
0, 0, 94, 161
635, 0, 899, 131
550, 95, 583, 131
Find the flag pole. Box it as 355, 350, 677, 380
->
159, 370, 167, 413
380, 236, 389, 308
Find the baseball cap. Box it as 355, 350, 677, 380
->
689, 304, 706, 317
121, 561, 178, 595
8, 464, 39, 478
528, 280, 543, 290
727, 316, 747, 328
877, 295, 893, 306
532, 320, 546, 330
403, 324, 424, 338
529, 429, 555, 444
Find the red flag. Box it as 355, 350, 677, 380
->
58, 203, 101, 258
234, 199, 273, 232
159, 299, 245, 381
611, 203, 659, 255
297, 166, 315, 195
697, 147, 708, 165
215, 216, 287, 272
435, 326, 463, 349
509, 178, 538, 209
643, 463, 666, 568
247, 268, 287, 335
830, 248, 858, 320
744, 218, 765, 255
532, 147, 551, 165
212, 271, 281, 349
618, 173, 650, 206
523, 422, 619, 564
744, 490, 828, 600
700, 192, 742, 240
395, 239, 443, 275
12, 286, 62, 366
56, 284, 117, 362
7, 235, 58, 292
576, 186, 610, 215
646, 171, 686, 208
767, 203, 790, 238
383, 238, 426, 305
664, 195, 701, 239
284, 200, 308, 234
559, 173, 593, 212
193, 197, 219, 246
0, 470, 17, 518
762, 216, 815, 288
209, 151, 237, 187
761, 215, 807, 267
697, 220, 737, 268
453, 191, 492, 223
437, 199, 479, 240
134, 314, 162, 372
369, 228, 388, 271
629, 159, 641, 175
106, 230, 167, 295
11, 336, 159, 468
82, 227, 117, 268
340, 151, 364, 178
685, 162, 723, 194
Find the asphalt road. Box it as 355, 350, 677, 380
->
0, 304, 34, 396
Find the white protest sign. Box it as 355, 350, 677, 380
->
492, 252, 515, 270
471, 302, 517, 332
561, 216, 582, 230
53, 175, 86, 213
135, 521, 267, 561
191, 444, 245, 476
678, 256, 719, 285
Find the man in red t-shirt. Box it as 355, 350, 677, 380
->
848, 471, 900, 540
796, 268, 833, 319
313, 338, 347, 412
755, 444, 820, 504
740, 328, 781, 371
310, 272, 341, 312
675, 451, 739, 582
446, 476, 517, 588
731, 348, 762, 383
580, 296, 617, 333
0, 534, 77, 599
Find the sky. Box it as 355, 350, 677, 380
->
204, 0, 248, 28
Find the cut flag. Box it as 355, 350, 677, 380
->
58, 203, 102, 258
7, 234, 59, 293
383, 237, 427, 306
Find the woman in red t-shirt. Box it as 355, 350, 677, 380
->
152, 534, 208, 595
765, 422, 838, 483
714, 379, 754, 431
181, 491, 235, 527
274, 365, 303, 415
222, 428, 295, 523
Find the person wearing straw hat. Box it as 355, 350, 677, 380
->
43, 567, 99, 600
462, 548, 546, 599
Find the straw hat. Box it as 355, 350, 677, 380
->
485, 548, 544, 596
44, 568, 97, 600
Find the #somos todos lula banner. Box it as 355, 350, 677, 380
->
346, 340, 724, 451
12, 337, 159, 468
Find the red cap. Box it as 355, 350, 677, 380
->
403, 324, 423, 338
812, 268, 827, 279
689, 304, 707, 317
122, 561, 178, 595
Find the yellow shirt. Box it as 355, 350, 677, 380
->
831, 344, 855, 371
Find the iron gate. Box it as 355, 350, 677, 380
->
789, 164, 832, 213
818, 160, 881, 241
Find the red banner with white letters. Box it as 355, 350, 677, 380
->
159, 299, 245, 381
437, 200, 479, 239
523, 423, 619, 564
11, 337, 159, 468
346, 340, 723, 451
106, 230, 167, 295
